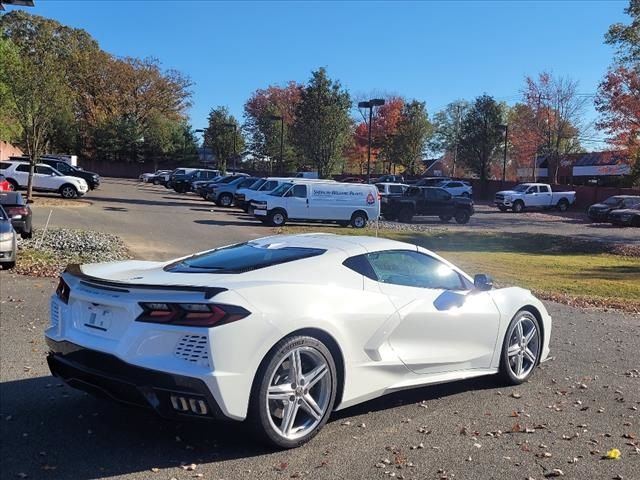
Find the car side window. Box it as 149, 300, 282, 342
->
430, 189, 451, 201
366, 250, 467, 290
0, 162, 11, 170
36, 166, 53, 175
389, 185, 403, 194
56, 163, 71, 173
540, 185, 550, 193
291, 185, 307, 198
16, 164, 30, 173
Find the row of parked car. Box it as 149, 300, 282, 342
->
0, 191, 32, 269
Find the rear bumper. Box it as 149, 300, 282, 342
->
46, 339, 229, 421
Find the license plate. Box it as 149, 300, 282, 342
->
254, 209, 267, 216
84, 305, 112, 331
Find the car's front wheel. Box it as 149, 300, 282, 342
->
60, 184, 78, 199
250, 336, 337, 449
499, 310, 541, 385
454, 210, 470, 224
268, 209, 287, 227
217, 193, 233, 207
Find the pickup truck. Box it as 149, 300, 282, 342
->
381, 186, 474, 224
495, 183, 576, 213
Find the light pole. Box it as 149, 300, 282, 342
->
358, 99, 385, 183
195, 128, 207, 165
268, 115, 284, 175
222, 123, 238, 172
498, 124, 509, 183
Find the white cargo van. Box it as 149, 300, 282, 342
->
250, 180, 380, 228
242, 177, 336, 213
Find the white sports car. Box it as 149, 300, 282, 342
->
45, 234, 551, 448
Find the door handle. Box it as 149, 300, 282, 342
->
306, 199, 309, 204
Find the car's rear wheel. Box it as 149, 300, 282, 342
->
350, 211, 367, 228
397, 207, 413, 223
6, 179, 18, 191
439, 215, 452, 223
499, 310, 541, 385
268, 210, 287, 227
249, 335, 337, 449
60, 184, 78, 199
557, 199, 569, 212
3, 261, 16, 270
454, 210, 470, 224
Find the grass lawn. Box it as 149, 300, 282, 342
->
280, 226, 640, 313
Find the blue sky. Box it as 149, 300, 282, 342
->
10, 1, 629, 147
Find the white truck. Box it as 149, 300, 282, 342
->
251, 180, 380, 227
495, 183, 576, 213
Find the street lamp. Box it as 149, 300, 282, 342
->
497, 124, 509, 183
357, 99, 385, 183
195, 129, 208, 165
222, 123, 238, 172
268, 115, 284, 175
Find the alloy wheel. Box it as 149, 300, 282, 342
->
506, 313, 540, 380
265, 347, 331, 441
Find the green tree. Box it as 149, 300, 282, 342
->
605, 0, 640, 66
429, 100, 469, 176
458, 95, 505, 182
385, 100, 433, 176
292, 68, 352, 178
205, 107, 245, 173
0, 38, 21, 142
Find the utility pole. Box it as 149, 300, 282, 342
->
358, 99, 385, 183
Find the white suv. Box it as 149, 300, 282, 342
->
0, 161, 89, 198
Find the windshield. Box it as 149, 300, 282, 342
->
167, 242, 326, 273
603, 196, 621, 206
513, 184, 531, 192
269, 183, 293, 197
249, 179, 266, 190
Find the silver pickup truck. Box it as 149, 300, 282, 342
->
495, 183, 576, 213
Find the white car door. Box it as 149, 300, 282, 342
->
365, 249, 501, 375
537, 185, 553, 206
285, 184, 310, 219
35, 165, 59, 191
12, 164, 31, 187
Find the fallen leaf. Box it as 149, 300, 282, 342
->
604, 449, 621, 460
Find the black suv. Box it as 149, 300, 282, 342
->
39, 159, 101, 190
587, 195, 640, 222
172, 169, 220, 193
382, 186, 474, 224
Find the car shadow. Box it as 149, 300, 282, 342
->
86, 196, 201, 209
0, 374, 498, 479
194, 219, 265, 227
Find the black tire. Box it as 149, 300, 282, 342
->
21, 231, 33, 240
498, 310, 542, 385
454, 210, 470, 224
382, 213, 397, 221
557, 199, 569, 212
6, 179, 18, 191
439, 215, 452, 223
397, 207, 413, 223
512, 201, 525, 213
350, 211, 367, 228
217, 193, 233, 207
59, 184, 78, 199
248, 335, 337, 449
268, 209, 287, 227
498, 205, 508, 212
152, 179, 160, 185
3, 261, 16, 270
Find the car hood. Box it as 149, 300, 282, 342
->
589, 203, 613, 210
61, 175, 87, 185
496, 190, 519, 196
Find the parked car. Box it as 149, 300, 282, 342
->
0, 161, 89, 198
340, 176, 365, 184
165, 168, 198, 189
235, 178, 285, 211
45, 233, 551, 448
374, 174, 405, 184
587, 195, 640, 222
173, 169, 220, 193
414, 176, 451, 187
38, 158, 101, 190
437, 180, 472, 197
494, 183, 576, 213
209, 176, 260, 207
295, 171, 319, 179
251, 180, 380, 227
0, 174, 11, 192
140, 170, 171, 184
607, 203, 640, 227
199, 175, 241, 200
375, 182, 408, 197
0, 192, 32, 239
0, 205, 16, 269
382, 186, 474, 224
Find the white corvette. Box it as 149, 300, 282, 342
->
45, 234, 551, 448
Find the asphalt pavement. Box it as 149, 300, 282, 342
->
1, 179, 639, 480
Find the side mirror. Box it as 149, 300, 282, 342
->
473, 274, 493, 291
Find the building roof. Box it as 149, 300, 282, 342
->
537, 151, 629, 168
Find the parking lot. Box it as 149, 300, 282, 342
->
1, 178, 639, 480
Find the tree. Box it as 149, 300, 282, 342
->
385, 100, 432, 176
605, 0, 640, 66
0, 17, 72, 201
457, 95, 505, 182
244, 81, 302, 173
430, 100, 469, 176
0, 38, 21, 142
521, 73, 586, 183
292, 68, 352, 178
205, 107, 245, 173
506, 103, 540, 180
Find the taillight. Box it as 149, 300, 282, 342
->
137, 303, 250, 328
56, 277, 70, 304
7, 206, 28, 218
